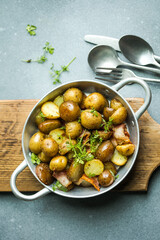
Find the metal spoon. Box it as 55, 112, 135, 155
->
88, 45, 160, 74
119, 35, 160, 68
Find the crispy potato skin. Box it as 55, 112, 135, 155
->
67, 161, 84, 182
110, 99, 123, 110
59, 101, 80, 122
38, 152, 51, 163
103, 107, 115, 121
84, 92, 108, 112
63, 88, 83, 104
66, 121, 82, 139
49, 156, 67, 171
96, 140, 114, 162
41, 138, 59, 157
38, 119, 61, 134
81, 109, 102, 129
110, 107, 127, 125
29, 131, 44, 154
116, 144, 135, 156
98, 170, 114, 187
36, 163, 54, 185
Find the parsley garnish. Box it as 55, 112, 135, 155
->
50, 57, 76, 84
101, 118, 113, 133
90, 107, 98, 117
26, 25, 37, 36
52, 181, 68, 192
43, 42, 54, 54
31, 153, 41, 165
90, 130, 103, 153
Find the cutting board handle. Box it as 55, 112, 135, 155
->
112, 77, 151, 119
10, 160, 51, 201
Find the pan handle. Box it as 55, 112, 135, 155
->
10, 160, 51, 201
112, 77, 152, 120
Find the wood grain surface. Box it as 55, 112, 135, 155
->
0, 98, 160, 192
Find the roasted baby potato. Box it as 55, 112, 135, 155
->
38, 119, 61, 134
53, 95, 64, 107
96, 140, 114, 162
110, 99, 123, 110
41, 138, 59, 157
65, 121, 82, 139
84, 159, 104, 177
79, 93, 87, 110
38, 151, 51, 163
92, 130, 112, 140
35, 112, 45, 126
59, 101, 80, 122
36, 163, 54, 185
67, 161, 84, 182
110, 107, 127, 125
59, 138, 76, 155
63, 88, 83, 104
103, 107, 115, 121
111, 149, 128, 166
29, 131, 44, 154
49, 128, 67, 145
104, 161, 117, 175
84, 92, 108, 112
41, 102, 60, 119
49, 156, 67, 171
98, 170, 114, 187
116, 144, 135, 156
81, 109, 102, 129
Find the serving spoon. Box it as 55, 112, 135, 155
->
88, 45, 160, 74
119, 35, 160, 68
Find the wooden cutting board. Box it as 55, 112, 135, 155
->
0, 98, 160, 192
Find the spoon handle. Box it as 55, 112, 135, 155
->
137, 76, 160, 83
154, 55, 160, 63
120, 60, 160, 74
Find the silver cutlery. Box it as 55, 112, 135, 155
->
95, 68, 160, 83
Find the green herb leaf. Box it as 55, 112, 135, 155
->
40, 111, 46, 120
88, 173, 96, 178
31, 153, 41, 165
60, 126, 66, 130
43, 42, 54, 55
26, 25, 37, 36
90, 130, 103, 153
101, 118, 113, 133
52, 181, 68, 192
90, 107, 98, 117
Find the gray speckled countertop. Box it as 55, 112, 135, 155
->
1, 1, 160, 239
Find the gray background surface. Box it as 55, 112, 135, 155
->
0, 0, 160, 239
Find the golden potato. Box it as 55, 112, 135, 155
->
36, 163, 54, 185
84, 159, 104, 177
104, 161, 117, 175
41, 138, 59, 157
67, 161, 84, 182
103, 107, 115, 121
110, 107, 127, 125
111, 149, 127, 166
38, 119, 61, 134
41, 102, 60, 119
35, 112, 45, 126
84, 92, 108, 112
65, 121, 82, 139
79, 93, 87, 110
96, 140, 114, 162
38, 152, 51, 163
110, 99, 123, 110
49, 128, 67, 145
98, 170, 114, 187
63, 88, 83, 104
59, 101, 80, 122
49, 156, 67, 171
81, 109, 102, 129
29, 131, 44, 154
116, 144, 135, 156
59, 138, 76, 155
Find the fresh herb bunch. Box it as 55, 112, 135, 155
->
26, 25, 37, 36
52, 180, 68, 192
31, 153, 41, 165
50, 57, 76, 84
90, 130, 103, 153
101, 118, 113, 133
90, 107, 98, 117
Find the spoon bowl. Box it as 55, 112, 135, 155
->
119, 35, 160, 67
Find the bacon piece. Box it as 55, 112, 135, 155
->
53, 171, 72, 188
113, 124, 131, 145
80, 174, 100, 191
110, 137, 118, 147
79, 129, 91, 145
